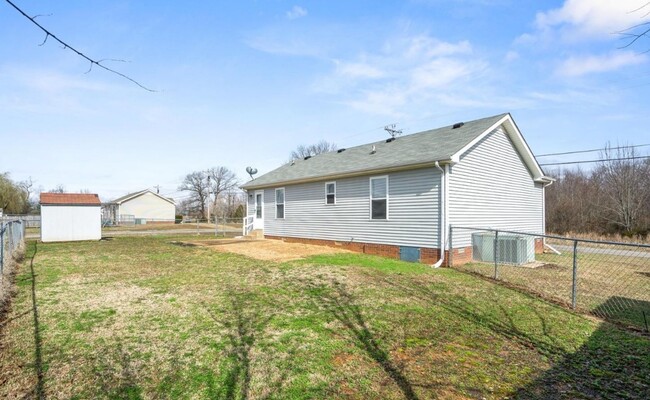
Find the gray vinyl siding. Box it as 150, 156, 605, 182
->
247, 193, 255, 217
264, 168, 441, 248
448, 127, 544, 248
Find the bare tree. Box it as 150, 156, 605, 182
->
49, 184, 65, 193
290, 140, 337, 160
217, 189, 246, 219
596, 144, 650, 233
545, 142, 650, 236
617, 3, 650, 50
178, 171, 209, 219
4, 0, 155, 91
207, 167, 239, 216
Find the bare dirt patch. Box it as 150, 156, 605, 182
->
184, 238, 352, 262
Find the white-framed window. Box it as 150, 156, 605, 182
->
325, 182, 336, 205
369, 176, 388, 220
275, 188, 285, 219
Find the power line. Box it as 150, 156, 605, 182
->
4, 0, 155, 91
536, 143, 650, 157
540, 155, 650, 166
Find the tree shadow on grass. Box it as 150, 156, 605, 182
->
514, 324, 650, 399
379, 274, 650, 399
204, 288, 286, 400
379, 275, 568, 359
303, 278, 420, 400
20, 241, 45, 400
91, 343, 144, 399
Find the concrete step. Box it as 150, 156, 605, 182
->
242, 229, 264, 240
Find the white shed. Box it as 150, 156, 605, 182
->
40, 193, 102, 242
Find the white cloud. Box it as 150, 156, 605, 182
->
286, 6, 308, 20
2, 66, 110, 92
334, 60, 385, 79
504, 50, 519, 62
524, 0, 650, 42
315, 34, 486, 116
557, 51, 647, 76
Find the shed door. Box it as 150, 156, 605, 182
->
253, 191, 264, 230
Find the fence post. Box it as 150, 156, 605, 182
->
215, 216, 218, 237
572, 240, 578, 310
1, 223, 4, 274
448, 226, 453, 267
494, 230, 499, 279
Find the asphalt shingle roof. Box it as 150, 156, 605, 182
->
108, 189, 175, 205
40, 193, 101, 205
242, 113, 508, 189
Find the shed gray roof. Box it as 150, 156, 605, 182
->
242, 113, 513, 190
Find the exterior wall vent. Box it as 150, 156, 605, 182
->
452, 122, 465, 129
400, 246, 420, 262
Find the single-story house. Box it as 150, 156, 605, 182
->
40, 193, 102, 242
102, 189, 175, 225
240, 113, 553, 266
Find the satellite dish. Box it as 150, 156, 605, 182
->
246, 166, 258, 180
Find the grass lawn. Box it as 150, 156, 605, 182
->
456, 248, 650, 330
1, 236, 648, 399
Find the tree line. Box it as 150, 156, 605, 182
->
177, 166, 245, 220
545, 145, 650, 237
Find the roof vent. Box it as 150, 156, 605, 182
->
385, 137, 396, 143
337, 148, 346, 153
452, 122, 464, 129
303, 156, 312, 160
370, 145, 376, 154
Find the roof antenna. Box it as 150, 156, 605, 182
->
384, 123, 402, 139
246, 166, 258, 180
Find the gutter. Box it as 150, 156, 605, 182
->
432, 161, 447, 268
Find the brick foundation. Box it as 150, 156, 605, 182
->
534, 238, 544, 254
449, 246, 474, 266
264, 235, 475, 266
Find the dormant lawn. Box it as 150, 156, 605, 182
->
1, 236, 648, 399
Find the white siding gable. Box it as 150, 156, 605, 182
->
448, 127, 544, 247
119, 192, 175, 221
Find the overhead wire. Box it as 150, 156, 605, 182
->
539, 155, 650, 166
537, 143, 650, 157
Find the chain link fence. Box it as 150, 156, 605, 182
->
450, 226, 650, 332
1, 220, 26, 306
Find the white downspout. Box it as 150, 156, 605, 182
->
433, 161, 446, 268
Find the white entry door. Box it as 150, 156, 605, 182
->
253, 191, 264, 230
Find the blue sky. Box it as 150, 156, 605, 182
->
1, 0, 649, 202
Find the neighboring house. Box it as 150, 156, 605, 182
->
240, 113, 553, 266
103, 189, 175, 225
40, 193, 102, 242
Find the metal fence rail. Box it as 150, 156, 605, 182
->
1, 215, 40, 228
1, 220, 26, 301
450, 226, 650, 332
